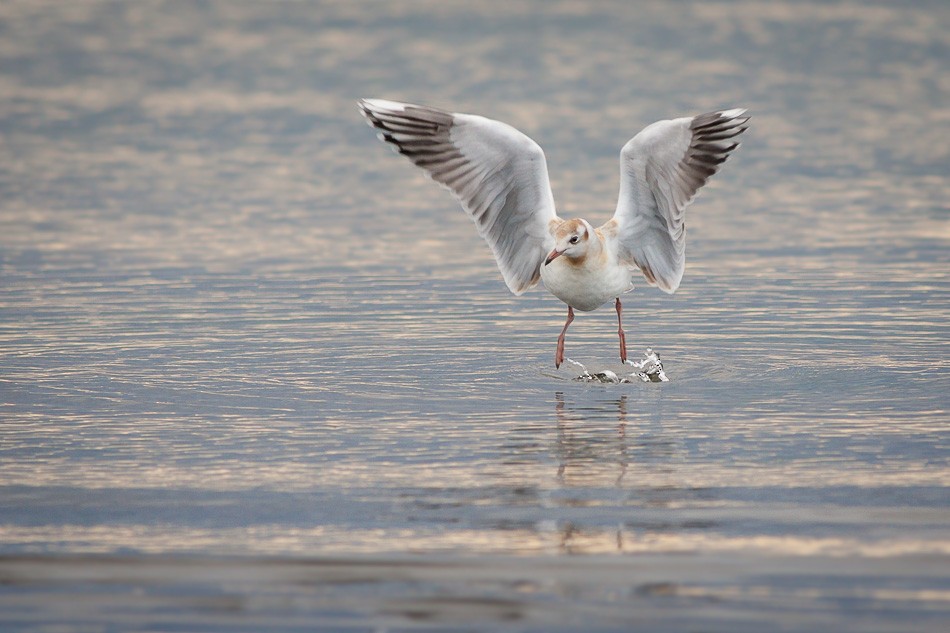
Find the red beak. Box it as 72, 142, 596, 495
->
544, 249, 563, 266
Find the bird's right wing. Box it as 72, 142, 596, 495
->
359, 98, 559, 295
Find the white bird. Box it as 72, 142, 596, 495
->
358, 98, 748, 368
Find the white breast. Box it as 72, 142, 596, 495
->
540, 255, 633, 312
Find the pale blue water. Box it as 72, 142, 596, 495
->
1, 1, 948, 631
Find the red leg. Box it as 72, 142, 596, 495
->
615, 298, 627, 364
555, 306, 575, 368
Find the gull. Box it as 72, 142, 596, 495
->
358, 98, 748, 368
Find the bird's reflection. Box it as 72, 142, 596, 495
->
553, 390, 675, 488
499, 391, 683, 553
551, 390, 679, 553
554, 391, 629, 486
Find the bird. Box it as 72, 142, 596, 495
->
358, 98, 748, 368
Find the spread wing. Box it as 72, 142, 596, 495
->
358, 98, 559, 295
604, 108, 749, 293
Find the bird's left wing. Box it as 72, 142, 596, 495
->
602, 108, 749, 294
359, 98, 559, 295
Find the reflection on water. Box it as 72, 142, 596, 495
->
1, 0, 948, 631
555, 392, 635, 489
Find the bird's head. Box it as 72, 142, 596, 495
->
545, 219, 593, 265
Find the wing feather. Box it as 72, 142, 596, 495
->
604, 108, 749, 293
358, 98, 558, 295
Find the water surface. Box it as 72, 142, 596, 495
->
1, 1, 948, 631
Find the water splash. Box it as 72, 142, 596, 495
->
565, 348, 669, 383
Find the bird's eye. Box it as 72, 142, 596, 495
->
569, 236, 579, 244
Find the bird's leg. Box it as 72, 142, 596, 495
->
615, 298, 627, 364
555, 306, 575, 368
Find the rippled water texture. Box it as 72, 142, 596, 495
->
1, 1, 948, 631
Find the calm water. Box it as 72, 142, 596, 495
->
1, 1, 948, 631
